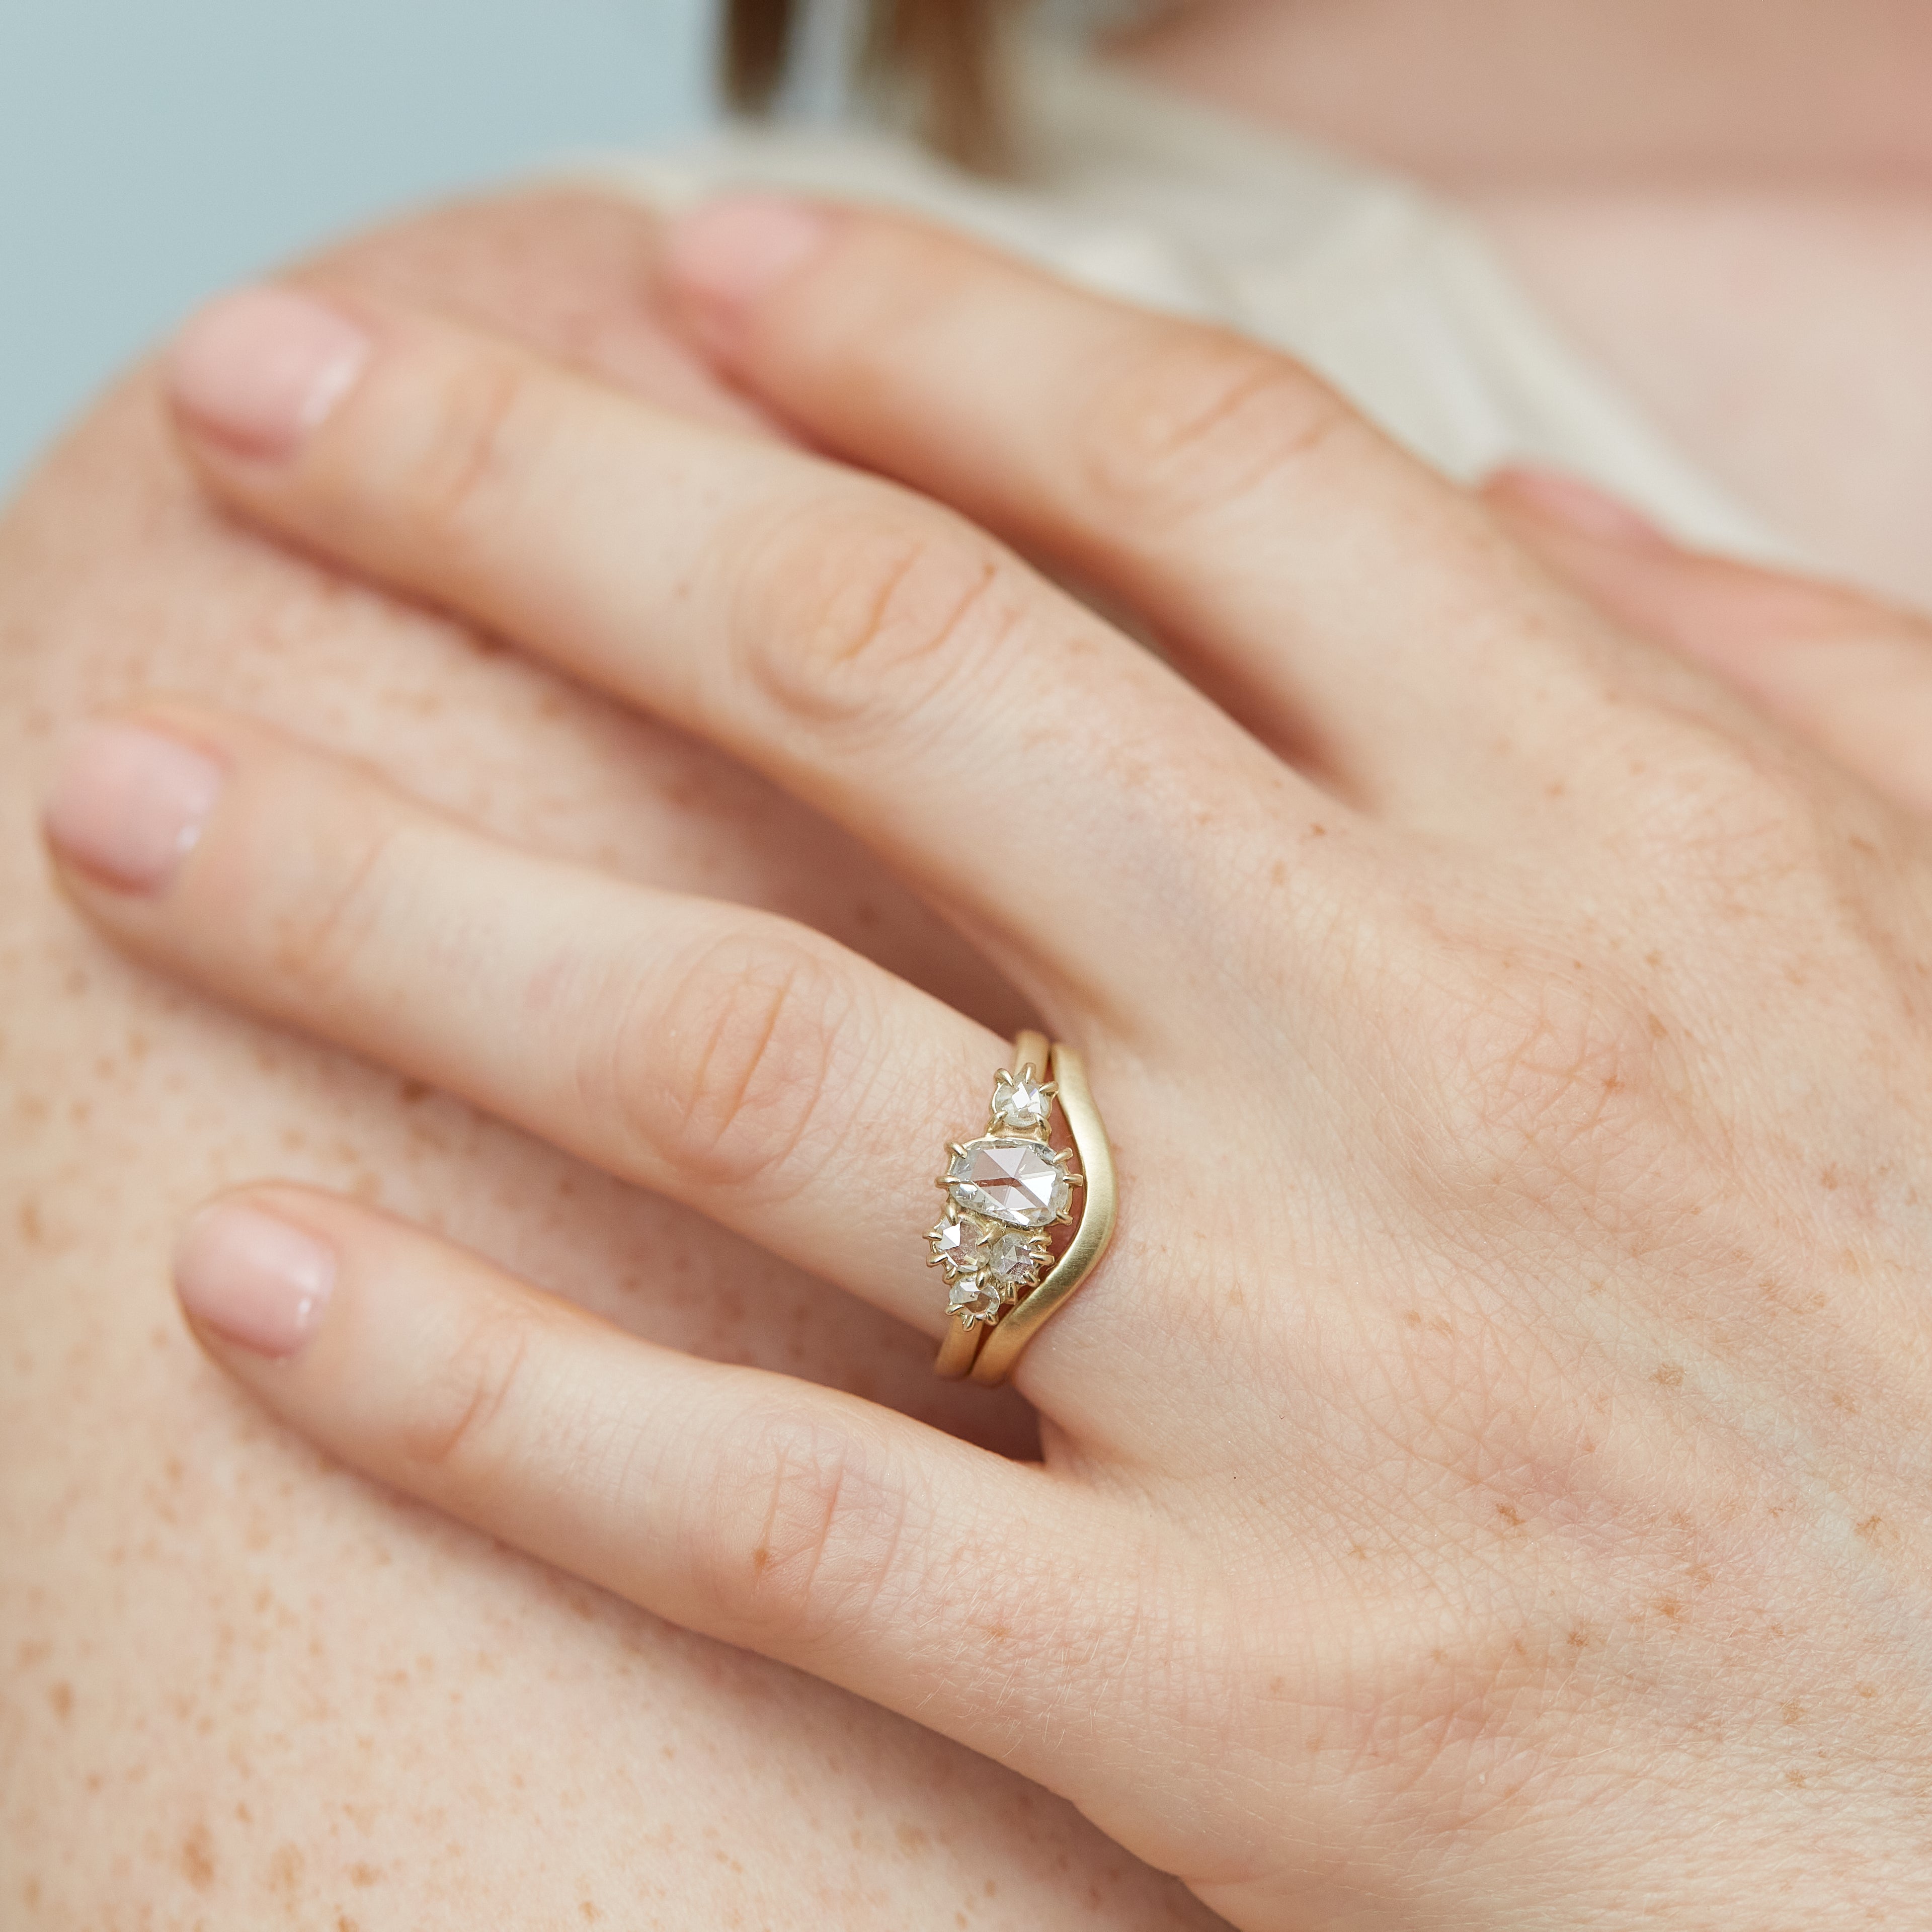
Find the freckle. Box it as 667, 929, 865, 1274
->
1309, 823, 1327, 837
1403, 1309, 1422, 1326
17, 1199, 43, 1246
269, 1842, 303, 1891
1831, 1391, 1859, 1413
1783, 1702, 1804, 1724
1785, 1769, 1807, 1787
1496, 1504, 1522, 1527
1645, 951, 1663, 969
1567, 1628, 1590, 1649
985, 1880, 997, 1896
1657, 1599, 1682, 1622
896, 1822, 930, 1855
338, 1917, 362, 1932
1856, 1515, 1892, 1545
398, 1078, 431, 1105
1820, 1166, 1840, 1190
1654, 1364, 1684, 1389
751, 1547, 770, 1573
1348, 1544, 1366, 1560
581, 1904, 602, 1923
180, 1823, 216, 1890
47, 1681, 71, 1718
1647, 1013, 1667, 1038
1858, 1683, 1878, 1699
1545, 779, 1566, 799
349, 1863, 380, 1887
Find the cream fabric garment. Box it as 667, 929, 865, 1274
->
574, 48, 1793, 566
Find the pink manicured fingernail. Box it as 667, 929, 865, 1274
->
664, 196, 832, 316
1489, 466, 1673, 550
168, 286, 370, 459
42, 721, 224, 893
175, 1202, 337, 1358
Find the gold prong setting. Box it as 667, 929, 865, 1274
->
925, 1059, 1079, 1331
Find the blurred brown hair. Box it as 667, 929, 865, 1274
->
722, 0, 1011, 169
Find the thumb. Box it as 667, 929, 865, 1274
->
1486, 467, 1932, 817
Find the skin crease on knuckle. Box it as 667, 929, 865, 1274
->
1073, 323, 1362, 537
596, 925, 852, 1201
0, 194, 1221, 1930
722, 488, 1025, 748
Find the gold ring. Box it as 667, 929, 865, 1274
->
929, 1029, 1117, 1385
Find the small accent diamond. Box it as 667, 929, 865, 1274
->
946, 1274, 1004, 1325
991, 1067, 1055, 1132
927, 1212, 989, 1277
987, 1229, 1050, 1291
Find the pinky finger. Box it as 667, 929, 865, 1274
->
173, 1186, 1096, 1760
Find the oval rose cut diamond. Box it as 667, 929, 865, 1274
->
945, 1136, 1072, 1229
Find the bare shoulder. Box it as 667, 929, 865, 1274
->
0, 192, 1200, 1929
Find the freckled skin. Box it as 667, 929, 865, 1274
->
0, 193, 1221, 1931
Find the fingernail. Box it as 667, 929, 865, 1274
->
1489, 467, 1673, 550
42, 721, 225, 893
168, 286, 370, 459
175, 1202, 337, 1359
664, 196, 832, 318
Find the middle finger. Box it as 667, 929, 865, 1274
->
42, 708, 1013, 1340
163, 286, 1333, 1008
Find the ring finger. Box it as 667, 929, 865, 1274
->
42, 706, 1013, 1336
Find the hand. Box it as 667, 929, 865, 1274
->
1487, 464, 1932, 815
43, 201, 1932, 1928
6, 192, 1189, 1930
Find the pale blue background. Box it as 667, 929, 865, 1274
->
0, 0, 716, 491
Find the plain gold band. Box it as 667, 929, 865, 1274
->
932, 1030, 1050, 1382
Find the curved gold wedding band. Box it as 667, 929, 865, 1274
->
929, 1029, 1117, 1386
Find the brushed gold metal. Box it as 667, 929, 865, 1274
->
932, 1313, 987, 1379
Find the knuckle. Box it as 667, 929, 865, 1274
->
268, 814, 409, 1007
1627, 723, 1822, 890
394, 347, 546, 556
400, 1298, 536, 1480
688, 1406, 914, 1648
1414, 946, 1664, 1204
1076, 326, 1354, 531
731, 495, 1020, 739
597, 929, 852, 1198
